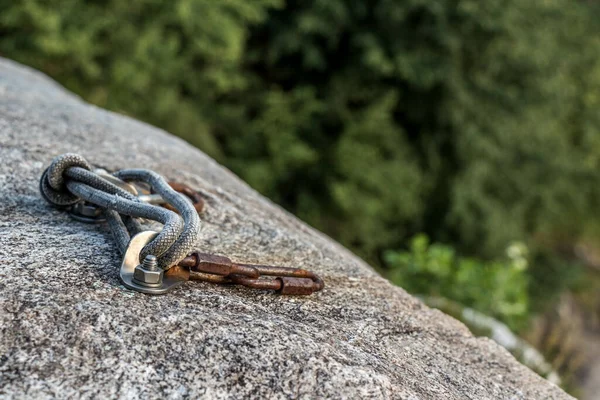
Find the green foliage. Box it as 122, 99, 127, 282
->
1, 0, 600, 314
2, 0, 600, 264
385, 234, 530, 330
234, 0, 600, 262
0, 0, 281, 157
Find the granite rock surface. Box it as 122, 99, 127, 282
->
0, 58, 571, 399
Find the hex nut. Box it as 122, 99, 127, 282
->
133, 264, 163, 286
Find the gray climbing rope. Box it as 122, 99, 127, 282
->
40, 153, 200, 270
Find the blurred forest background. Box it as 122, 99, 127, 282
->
1, 0, 600, 396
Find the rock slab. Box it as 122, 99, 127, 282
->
0, 58, 571, 399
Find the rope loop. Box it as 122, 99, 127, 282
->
39, 153, 200, 269
40, 153, 92, 207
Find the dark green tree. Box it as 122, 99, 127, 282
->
2, 0, 600, 266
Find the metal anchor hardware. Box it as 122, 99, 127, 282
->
120, 231, 187, 294
40, 153, 324, 296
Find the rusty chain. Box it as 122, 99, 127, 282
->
178, 253, 325, 295
162, 187, 323, 294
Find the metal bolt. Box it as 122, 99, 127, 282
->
142, 254, 158, 271
133, 255, 163, 287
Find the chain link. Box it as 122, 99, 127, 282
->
179, 253, 324, 295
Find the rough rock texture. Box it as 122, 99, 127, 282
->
0, 57, 571, 400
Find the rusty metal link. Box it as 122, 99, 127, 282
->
165, 182, 205, 214
178, 252, 324, 295
135, 181, 204, 213
178, 252, 260, 278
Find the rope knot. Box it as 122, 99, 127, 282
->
39, 153, 92, 207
